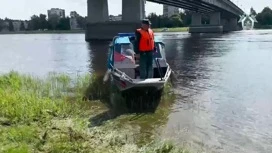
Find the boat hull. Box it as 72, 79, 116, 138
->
110, 66, 172, 92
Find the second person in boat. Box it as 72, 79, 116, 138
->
134, 19, 156, 79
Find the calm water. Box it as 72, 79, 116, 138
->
1, 30, 272, 153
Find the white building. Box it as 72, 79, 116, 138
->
12, 21, 21, 31
23, 21, 29, 30
70, 11, 80, 30
163, 5, 180, 18
47, 8, 65, 19
11, 21, 29, 31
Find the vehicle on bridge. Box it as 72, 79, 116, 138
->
103, 33, 172, 94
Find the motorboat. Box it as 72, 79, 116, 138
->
103, 33, 172, 93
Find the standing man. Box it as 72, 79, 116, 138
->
134, 19, 156, 79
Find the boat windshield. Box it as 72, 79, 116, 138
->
113, 36, 165, 60
121, 43, 135, 56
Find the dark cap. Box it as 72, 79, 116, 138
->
141, 19, 151, 25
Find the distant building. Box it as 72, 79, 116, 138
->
12, 21, 21, 31
23, 21, 29, 30
109, 15, 122, 21
10, 21, 29, 31
47, 8, 65, 19
70, 11, 80, 30
163, 5, 179, 18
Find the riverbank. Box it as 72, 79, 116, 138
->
0, 71, 189, 153
0, 27, 188, 35
153, 27, 188, 32
1, 26, 272, 35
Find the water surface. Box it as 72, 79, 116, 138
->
1, 30, 272, 153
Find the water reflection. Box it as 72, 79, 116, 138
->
0, 34, 89, 76
160, 34, 221, 152
161, 31, 272, 153
87, 41, 110, 76
1, 31, 272, 153
84, 31, 272, 153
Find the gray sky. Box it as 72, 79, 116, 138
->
0, 0, 270, 20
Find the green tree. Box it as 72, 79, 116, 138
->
56, 17, 70, 30
181, 10, 192, 26
250, 7, 257, 16
20, 21, 25, 31
29, 15, 40, 30
48, 14, 60, 30
170, 14, 183, 27
147, 13, 160, 28
147, 12, 188, 28
8, 20, 14, 31
39, 14, 48, 30
256, 7, 272, 27
77, 16, 87, 29
0, 18, 4, 31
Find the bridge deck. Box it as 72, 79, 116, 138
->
147, 0, 244, 17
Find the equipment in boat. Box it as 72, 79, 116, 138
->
103, 33, 172, 92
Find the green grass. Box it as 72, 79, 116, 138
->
153, 27, 188, 33
0, 71, 189, 153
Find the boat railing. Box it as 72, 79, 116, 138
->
109, 63, 134, 82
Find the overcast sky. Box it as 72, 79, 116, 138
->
0, 0, 270, 20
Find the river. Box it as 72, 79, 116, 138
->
1, 30, 272, 153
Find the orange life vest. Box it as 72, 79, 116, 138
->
137, 28, 155, 52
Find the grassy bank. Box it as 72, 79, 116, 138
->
153, 27, 188, 33
0, 71, 189, 153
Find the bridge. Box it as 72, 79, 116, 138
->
86, 0, 244, 41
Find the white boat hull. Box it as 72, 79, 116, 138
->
110, 65, 172, 92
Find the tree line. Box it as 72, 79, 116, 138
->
146, 7, 272, 29
251, 7, 272, 29
0, 6, 272, 31
0, 13, 87, 31
147, 11, 195, 28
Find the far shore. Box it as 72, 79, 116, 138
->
0, 29, 85, 35
0, 27, 189, 35
0, 27, 271, 35
153, 27, 189, 32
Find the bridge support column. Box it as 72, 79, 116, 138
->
189, 12, 223, 33
229, 18, 238, 31
87, 0, 108, 23
222, 18, 238, 32
210, 12, 221, 25
122, 0, 145, 22
191, 13, 202, 26
85, 0, 145, 41
189, 13, 202, 33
